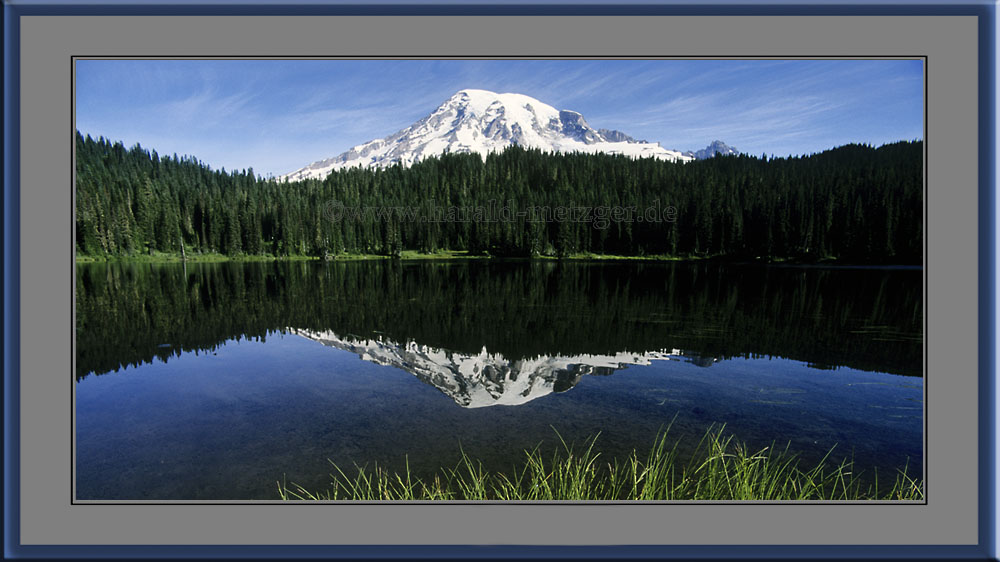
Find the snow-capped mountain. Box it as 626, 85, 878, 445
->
289, 328, 705, 408
683, 140, 740, 160
280, 89, 696, 181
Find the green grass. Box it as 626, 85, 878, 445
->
75, 251, 318, 263
276, 425, 923, 502
539, 252, 696, 262
76, 249, 855, 264
76, 249, 487, 263
397, 249, 490, 260
331, 250, 489, 261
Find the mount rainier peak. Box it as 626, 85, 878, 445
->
279, 89, 696, 182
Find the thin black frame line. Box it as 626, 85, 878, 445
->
73, 55, 926, 60
72, 500, 928, 506
922, 55, 929, 504
71, 57, 77, 506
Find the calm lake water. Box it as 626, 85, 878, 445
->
75, 260, 923, 500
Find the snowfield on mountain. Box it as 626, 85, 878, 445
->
279, 89, 738, 182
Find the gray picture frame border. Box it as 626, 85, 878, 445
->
4, 3, 996, 559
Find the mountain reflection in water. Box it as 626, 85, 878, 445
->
76, 260, 922, 381
290, 328, 727, 408
74, 260, 923, 500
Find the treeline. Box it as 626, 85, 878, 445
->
76, 132, 923, 263
76, 261, 923, 380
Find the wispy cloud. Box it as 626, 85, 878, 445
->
76, 59, 923, 176
159, 87, 259, 128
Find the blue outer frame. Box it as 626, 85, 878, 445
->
3, 2, 996, 560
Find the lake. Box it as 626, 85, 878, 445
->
75, 260, 923, 500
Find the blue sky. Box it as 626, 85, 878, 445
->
76, 59, 923, 177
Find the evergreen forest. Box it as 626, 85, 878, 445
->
75, 132, 923, 263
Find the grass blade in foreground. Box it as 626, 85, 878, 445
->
277, 426, 924, 502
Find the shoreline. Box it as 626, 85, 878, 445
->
75, 251, 922, 268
